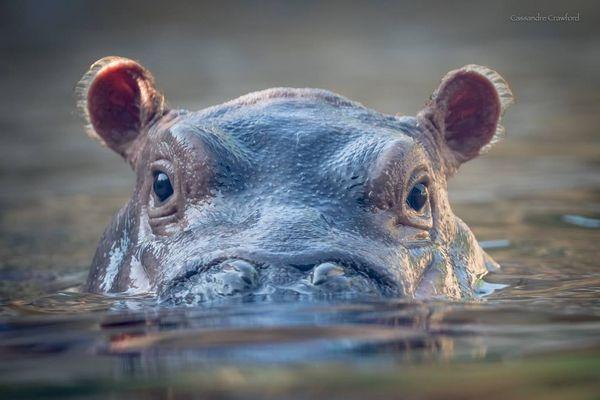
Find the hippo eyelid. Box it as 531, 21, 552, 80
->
148, 212, 180, 230
396, 168, 433, 230
148, 159, 181, 222
405, 168, 430, 189
148, 200, 178, 219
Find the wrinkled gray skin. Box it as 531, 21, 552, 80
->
79, 57, 513, 304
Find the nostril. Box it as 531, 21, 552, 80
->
220, 259, 258, 286
311, 262, 345, 285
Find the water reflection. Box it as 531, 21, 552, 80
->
3, 294, 599, 368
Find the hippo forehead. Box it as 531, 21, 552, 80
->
161, 88, 427, 190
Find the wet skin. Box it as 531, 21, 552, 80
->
78, 57, 513, 304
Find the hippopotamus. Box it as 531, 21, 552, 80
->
78, 57, 513, 304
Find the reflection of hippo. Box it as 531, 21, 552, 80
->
78, 57, 513, 304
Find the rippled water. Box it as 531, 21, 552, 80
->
1, 1, 599, 399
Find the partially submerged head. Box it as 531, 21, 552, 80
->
78, 57, 513, 304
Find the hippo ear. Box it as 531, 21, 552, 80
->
419, 65, 514, 173
77, 57, 165, 161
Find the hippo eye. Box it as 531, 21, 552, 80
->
406, 182, 428, 212
153, 171, 174, 203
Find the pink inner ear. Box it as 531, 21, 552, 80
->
88, 63, 142, 149
443, 72, 501, 159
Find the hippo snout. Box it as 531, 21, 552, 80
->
160, 257, 390, 305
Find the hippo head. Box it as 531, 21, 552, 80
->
78, 57, 513, 304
